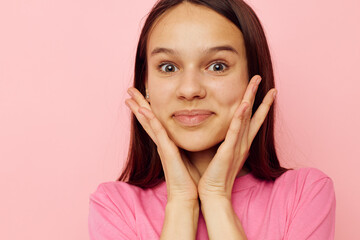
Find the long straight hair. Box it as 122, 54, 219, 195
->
117, 0, 289, 188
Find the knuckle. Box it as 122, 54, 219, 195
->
152, 124, 163, 135
228, 124, 240, 135
242, 100, 250, 107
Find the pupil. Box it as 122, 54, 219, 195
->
215, 64, 223, 71
166, 65, 174, 72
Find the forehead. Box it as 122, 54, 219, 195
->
147, 2, 245, 56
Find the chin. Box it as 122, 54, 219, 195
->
173, 136, 223, 153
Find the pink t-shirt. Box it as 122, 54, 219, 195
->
88, 167, 335, 239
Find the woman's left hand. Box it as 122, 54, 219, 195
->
198, 75, 277, 203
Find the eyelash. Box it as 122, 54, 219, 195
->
157, 61, 229, 74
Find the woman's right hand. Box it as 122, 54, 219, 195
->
125, 87, 200, 203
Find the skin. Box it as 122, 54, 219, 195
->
126, 2, 277, 238
145, 2, 250, 177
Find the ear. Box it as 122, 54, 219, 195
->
144, 77, 150, 103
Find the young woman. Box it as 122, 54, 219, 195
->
89, 0, 336, 239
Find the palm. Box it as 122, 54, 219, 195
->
197, 75, 276, 202
126, 87, 200, 202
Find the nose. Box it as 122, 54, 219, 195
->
176, 70, 206, 101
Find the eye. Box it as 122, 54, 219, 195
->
158, 63, 179, 73
208, 62, 228, 73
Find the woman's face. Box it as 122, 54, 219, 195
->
146, 2, 249, 152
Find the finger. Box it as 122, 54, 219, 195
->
240, 105, 251, 149
248, 88, 277, 144
138, 107, 179, 161
241, 75, 262, 112
125, 98, 158, 145
223, 101, 250, 149
139, 107, 194, 184
230, 102, 251, 163
127, 87, 151, 110
223, 75, 261, 156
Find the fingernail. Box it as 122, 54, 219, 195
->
252, 84, 258, 93
256, 76, 262, 85
273, 90, 277, 98
127, 88, 134, 97
125, 99, 131, 107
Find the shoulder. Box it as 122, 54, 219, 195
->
275, 168, 336, 238
89, 180, 166, 208
88, 181, 143, 230
276, 167, 333, 186
90, 181, 143, 204
89, 181, 143, 238
91, 181, 141, 196
89, 181, 144, 215
273, 167, 335, 206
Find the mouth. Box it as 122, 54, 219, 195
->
172, 109, 214, 127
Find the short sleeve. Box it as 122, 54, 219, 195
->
88, 183, 138, 240
284, 169, 336, 239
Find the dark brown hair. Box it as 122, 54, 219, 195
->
117, 0, 289, 188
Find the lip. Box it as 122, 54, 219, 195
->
172, 109, 214, 127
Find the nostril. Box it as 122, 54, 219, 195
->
177, 89, 206, 101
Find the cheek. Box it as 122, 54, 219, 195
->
214, 77, 248, 114
147, 78, 173, 119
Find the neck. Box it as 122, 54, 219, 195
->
183, 143, 249, 178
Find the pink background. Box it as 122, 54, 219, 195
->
0, 0, 359, 239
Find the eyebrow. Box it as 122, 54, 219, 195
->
150, 45, 239, 57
